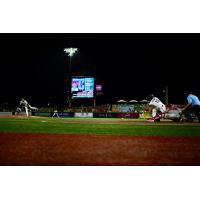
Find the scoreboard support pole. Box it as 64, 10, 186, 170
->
67, 91, 72, 109
93, 98, 96, 109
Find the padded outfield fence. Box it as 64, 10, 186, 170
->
0, 111, 141, 119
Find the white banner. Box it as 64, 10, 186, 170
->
74, 112, 93, 118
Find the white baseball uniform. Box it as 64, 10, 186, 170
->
149, 97, 166, 118
20, 99, 29, 117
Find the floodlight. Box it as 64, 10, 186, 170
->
64, 47, 78, 57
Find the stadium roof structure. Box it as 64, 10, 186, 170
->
140, 99, 149, 103
128, 100, 138, 103
117, 99, 127, 103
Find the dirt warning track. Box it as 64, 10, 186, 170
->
0, 133, 200, 166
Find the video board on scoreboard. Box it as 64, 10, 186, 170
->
71, 77, 94, 98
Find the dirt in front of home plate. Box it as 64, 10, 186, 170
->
0, 133, 200, 166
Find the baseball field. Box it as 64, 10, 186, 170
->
0, 116, 200, 166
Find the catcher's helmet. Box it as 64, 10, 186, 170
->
146, 94, 154, 101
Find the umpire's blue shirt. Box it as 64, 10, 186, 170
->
187, 94, 200, 107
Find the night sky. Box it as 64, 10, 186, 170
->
0, 33, 200, 107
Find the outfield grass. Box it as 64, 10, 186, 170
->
0, 117, 200, 136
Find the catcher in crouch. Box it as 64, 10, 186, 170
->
146, 94, 166, 122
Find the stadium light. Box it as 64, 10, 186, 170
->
64, 48, 78, 57
64, 47, 78, 109
64, 47, 78, 68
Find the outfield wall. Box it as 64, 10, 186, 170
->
0, 112, 32, 117
33, 112, 139, 118
0, 112, 12, 116
0, 111, 139, 119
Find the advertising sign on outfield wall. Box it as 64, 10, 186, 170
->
0, 112, 12, 116
74, 112, 93, 118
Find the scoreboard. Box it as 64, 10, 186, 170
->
71, 77, 94, 98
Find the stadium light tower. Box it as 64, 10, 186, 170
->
64, 47, 78, 109
64, 47, 78, 75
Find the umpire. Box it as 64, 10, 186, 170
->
182, 91, 200, 122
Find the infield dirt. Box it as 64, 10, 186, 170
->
0, 133, 200, 166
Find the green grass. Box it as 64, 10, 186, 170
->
0, 117, 200, 136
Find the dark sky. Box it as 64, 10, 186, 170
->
0, 33, 200, 107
